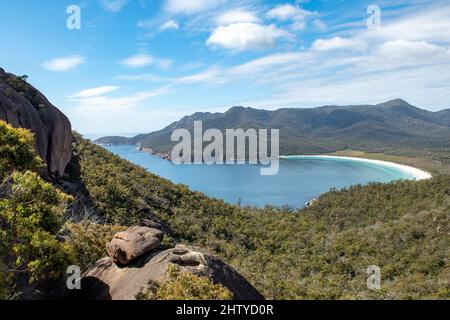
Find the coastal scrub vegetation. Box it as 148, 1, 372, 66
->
0, 121, 43, 180
1, 122, 448, 299
0, 121, 74, 299
136, 265, 233, 300
66, 222, 126, 270
72, 133, 450, 299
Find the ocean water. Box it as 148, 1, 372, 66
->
104, 145, 415, 208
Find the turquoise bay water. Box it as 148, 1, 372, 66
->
104, 145, 415, 208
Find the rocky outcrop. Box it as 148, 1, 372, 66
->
106, 227, 164, 265
0, 68, 72, 176
78, 227, 264, 300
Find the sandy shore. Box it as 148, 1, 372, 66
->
279, 155, 433, 181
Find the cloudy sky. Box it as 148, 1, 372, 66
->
1, 0, 450, 135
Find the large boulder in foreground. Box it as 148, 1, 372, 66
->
79, 227, 264, 300
0, 68, 72, 176
106, 226, 164, 265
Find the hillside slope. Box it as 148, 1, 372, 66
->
97, 99, 450, 158
75, 135, 450, 299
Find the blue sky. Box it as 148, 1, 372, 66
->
1, 0, 450, 135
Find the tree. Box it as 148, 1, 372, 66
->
19, 75, 28, 82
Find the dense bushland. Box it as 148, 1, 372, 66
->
1, 123, 448, 299
0, 121, 74, 299
73, 133, 449, 299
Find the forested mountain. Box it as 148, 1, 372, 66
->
97, 99, 450, 157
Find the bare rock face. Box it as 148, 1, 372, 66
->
0, 68, 72, 176
106, 227, 164, 265
78, 227, 264, 300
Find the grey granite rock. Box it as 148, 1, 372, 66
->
0, 68, 72, 176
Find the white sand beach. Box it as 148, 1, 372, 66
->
279, 155, 433, 181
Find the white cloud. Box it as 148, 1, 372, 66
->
243, 64, 450, 111
115, 74, 174, 82
160, 20, 179, 30
69, 87, 171, 112
207, 23, 291, 51
70, 86, 120, 98
230, 52, 306, 75
120, 54, 172, 69
165, 0, 226, 15
176, 68, 223, 84
232, 7, 450, 110
138, 19, 179, 32
313, 19, 326, 31
216, 9, 259, 25
267, 4, 302, 20
120, 54, 172, 70
70, 107, 190, 135
181, 61, 205, 71
42, 55, 85, 72
367, 7, 450, 44
169, 31, 450, 110
157, 58, 173, 70
365, 40, 450, 69
121, 54, 154, 67
137, 19, 153, 29
99, 0, 129, 13
312, 37, 367, 52
109, 3, 450, 118
377, 40, 450, 60
266, 3, 315, 30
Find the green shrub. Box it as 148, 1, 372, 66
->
137, 265, 233, 300
0, 120, 43, 179
0, 171, 74, 297
66, 222, 126, 270
0, 122, 72, 299
5, 75, 31, 96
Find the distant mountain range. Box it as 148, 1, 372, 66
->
96, 99, 450, 156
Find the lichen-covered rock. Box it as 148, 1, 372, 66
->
106, 227, 163, 265
0, 67, 72, 176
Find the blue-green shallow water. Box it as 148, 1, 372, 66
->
103, 145, 415, 208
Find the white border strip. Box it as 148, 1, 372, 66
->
280, 155, 432, 181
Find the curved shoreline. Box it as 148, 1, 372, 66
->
279, 155, 433, 181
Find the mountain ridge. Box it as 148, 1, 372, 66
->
96, 99, 450, 157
